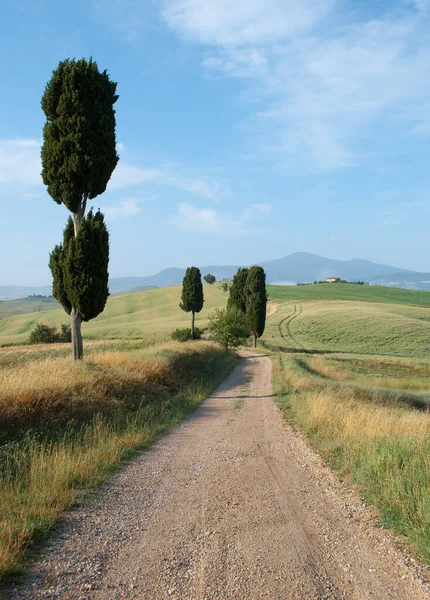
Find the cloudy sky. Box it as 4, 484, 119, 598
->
1, 0, 430, 285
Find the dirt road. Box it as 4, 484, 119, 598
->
6, 353, 429, 599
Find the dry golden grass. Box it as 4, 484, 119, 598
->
306, 390, 430, 440
0, 340, 237, 581
273, 353, 430, 561
0, 342, 203, 435
308, 355, 430, 392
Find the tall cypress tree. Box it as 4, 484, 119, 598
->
49, 210, 110, 358
41, 57, 118, 359
227, 267, 249, 314
244, 266, 267, 348
180, 267, 204, 339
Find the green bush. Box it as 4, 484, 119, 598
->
208, 308, 248, 351
28, 323, 72, 345
171, 327, 203, 342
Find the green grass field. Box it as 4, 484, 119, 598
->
0, 284, 228, 346
262, 300, 430, 358
262, 285, 430, 562
268, 283, 430, 306
0, 297, 60, 320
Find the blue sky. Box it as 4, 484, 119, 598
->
1, 0, 430, 285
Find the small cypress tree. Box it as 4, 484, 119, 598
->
180, 267, 204, 339
227, 267, 249, 314
244, 266, 267, 348
49, 210, 110, 358
41, 57, 118, 359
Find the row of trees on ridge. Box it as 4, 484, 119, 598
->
179, 266, 267, 348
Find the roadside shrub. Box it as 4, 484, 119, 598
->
28, 323, 71, 345
171, 327, 203, 342
208, 307, 248, 351
58, 324, 72, 343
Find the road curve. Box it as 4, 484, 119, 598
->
5, 352, 429, 599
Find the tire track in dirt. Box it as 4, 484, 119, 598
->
278, 304, 306, 350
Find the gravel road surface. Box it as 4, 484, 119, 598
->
5, 352, 429, 599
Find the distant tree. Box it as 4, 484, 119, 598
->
208, 308, 247, 351
180, 267, 204, 339
244, 266, 267, 348
204, 274, 216, 284
50, 211, 110, 345
227, 267, 249, 314
41, 57, 118, 360
221, 282, 229, 293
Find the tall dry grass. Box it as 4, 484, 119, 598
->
308, 355, 430, 392
0, 341, 236, 581
273, 353, 430, 562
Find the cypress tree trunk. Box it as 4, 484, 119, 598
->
70, 196, 87, 361
191, 310, 195, 339
71, 307, 83, 360
253, 333, 257, 348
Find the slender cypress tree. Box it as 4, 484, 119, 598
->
180, 267, 204, 338
41, 57, 118, 359
227, 267, 249, 314
244, 266, 267, 348
49, 210, 110, 358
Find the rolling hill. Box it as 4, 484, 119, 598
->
262, 300, 430, 358
4, 252, 430, 300
0, 284, 228, 346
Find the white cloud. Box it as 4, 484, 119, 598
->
108, 160, 225, 199
162, 0, 334, 46
108, 163, 160, 189
103, 197, 144, 219
162, 0, 430, 170
173, 201, 272, 235
0, 139, 42, 187
0, 138, 224, 203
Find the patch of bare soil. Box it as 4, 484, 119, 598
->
5, 352, 429, 599
266, 301, 279, 317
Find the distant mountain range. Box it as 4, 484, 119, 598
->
2, 253, 430, 300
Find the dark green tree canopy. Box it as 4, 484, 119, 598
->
245, 266, 267, 339
204, 273, 216, 284
49, 209, 110, 322
49, 218, 74, 315
180, 267, 204, 314
41, 58, 119, 215
227, 267, 249, 314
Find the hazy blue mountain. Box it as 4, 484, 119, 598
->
106, 253, 420, 291
0, 285, 52, 301
107, 269, 186, 294
108, 266, 240, 294
258, 252, 412, 284
3, 253, 429, 299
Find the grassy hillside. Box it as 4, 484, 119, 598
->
263, 288, 430, 561
263, 301, 430, 358
0, 284, 228, 346
268, 283, 430, 306
0, 297, 60, 320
